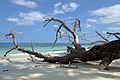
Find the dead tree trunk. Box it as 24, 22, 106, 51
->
11, 38, 120, 70
4, 31, 120, 70
4, 18, 120, 70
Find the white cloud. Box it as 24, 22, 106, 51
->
53, 9, 64, 14
53, 25, 58, 28
7, 11, 46, 25
53, 2, 79, 14
84, 23, 91, 28
62, 2, 79, 12
54, 2, 62, 8
10, 0, 39, 8
90, 4, 120, 24
102, 31, 107, 34
87, 18, 97, 23
18, 31, 23, 34
7, 18, 19, 22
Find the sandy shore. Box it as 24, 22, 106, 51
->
0, 53, 120, 80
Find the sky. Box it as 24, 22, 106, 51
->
0, 0, 120, 43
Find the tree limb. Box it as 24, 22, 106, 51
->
73, 19, 81, 31
4, 31, 19, 57
4, 47, 17, 57
107, 32, 120, 40
52, 24, 63, 48
29, 41, 35, 62
88, 40, 107, 49
44, 18, 82, 49
95, 31, 109, 42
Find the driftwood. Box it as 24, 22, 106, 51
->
5, 34, 120, 69
4, 18, 120, 70
17, 37, 120, 70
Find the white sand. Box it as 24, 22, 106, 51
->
0, 53, 120, 80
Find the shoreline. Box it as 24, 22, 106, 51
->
0, 53, 120, 80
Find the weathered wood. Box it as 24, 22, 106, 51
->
44, 18, 84, 51
4, 19, 120, 70
4, 31, 19, 57
16, 39, 120, 70
95, 31, 109, 42
4, 32, 120, 70
17, 48, 45, 58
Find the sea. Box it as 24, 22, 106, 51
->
1, 43, 120, 69
0, 43, 89, 56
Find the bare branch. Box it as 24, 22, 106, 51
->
64, 32, 74, 43
29, 41, 36, 62
44, 18, 74, 34
4, 31, 19, 57
95, 31, 109, 42
73, 19, 81, 32
52, 24, 63, 48
44, 18, 81, 49
58, 31, 62, 38
30, 41, 34, 52
79, 33, 92, 43
4, 47, 17, 57
107, 32, 120, 40
81, 37, 92, 43
73, 21, 77, 32
88, 41, 107, 49
76, 19, 81, 31
5, 31, 19, 48
44, 18, 54, 27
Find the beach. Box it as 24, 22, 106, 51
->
1, 0, 120, 79
0, 53, 120, 80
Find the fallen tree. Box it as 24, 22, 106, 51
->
4, 18, 120, 70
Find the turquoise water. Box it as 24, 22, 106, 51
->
0, 43, 89, 55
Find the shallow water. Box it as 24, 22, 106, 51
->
0, 43, 89, 55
